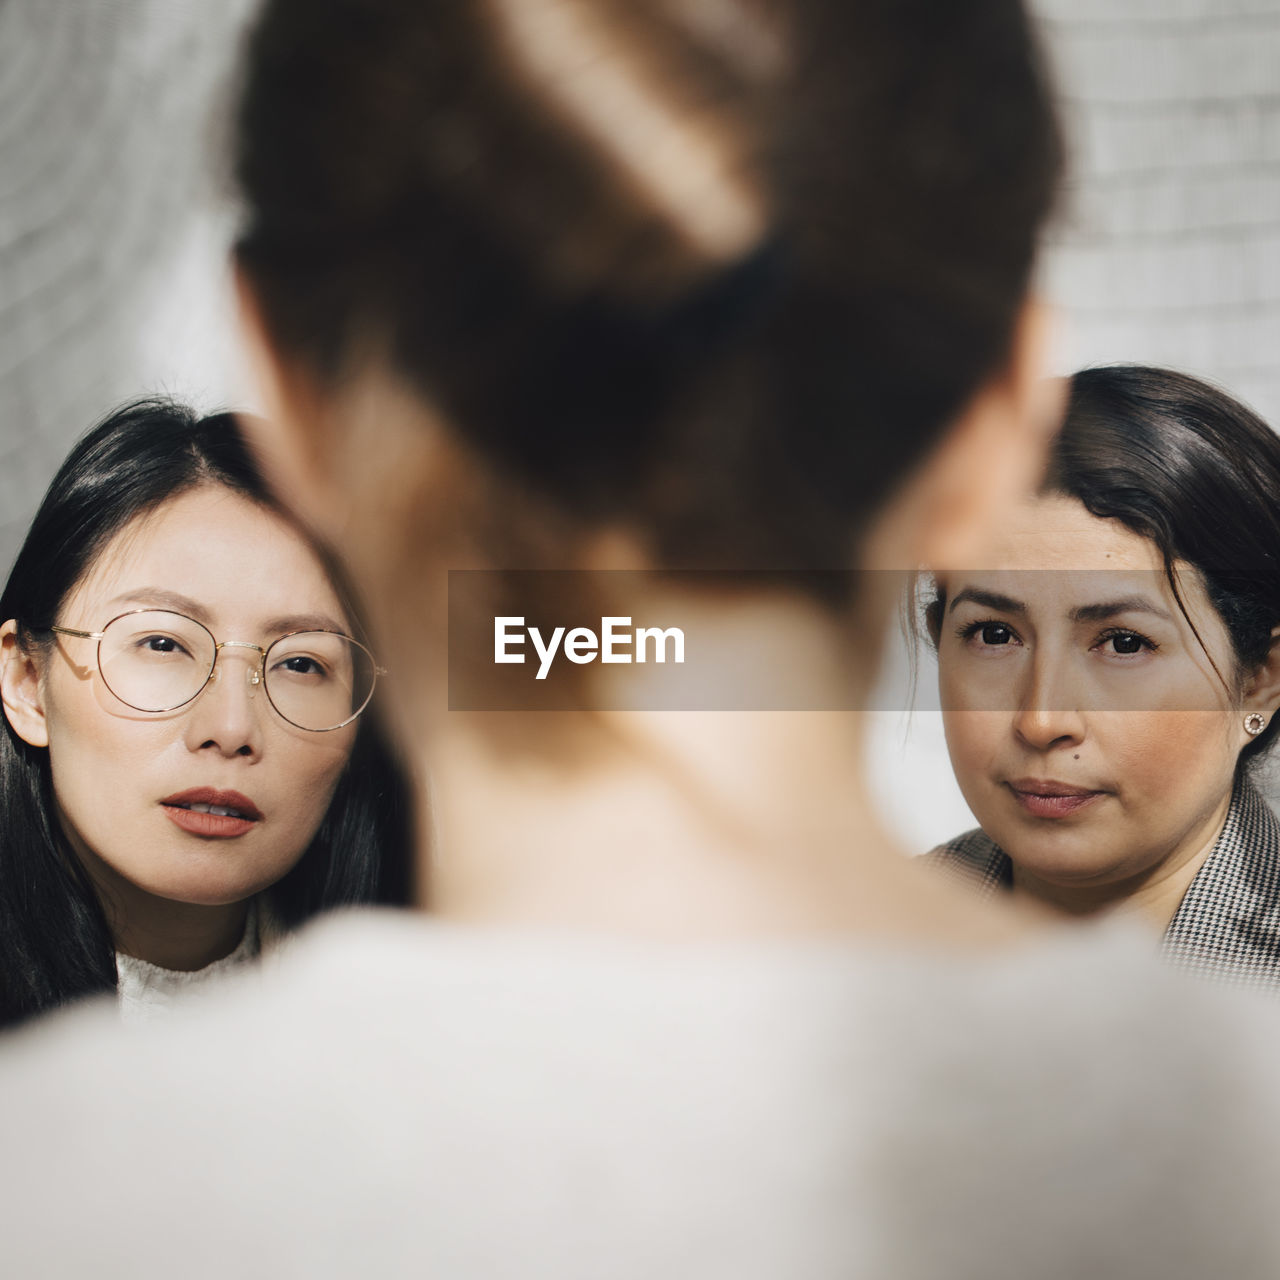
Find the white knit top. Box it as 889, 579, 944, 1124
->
115, 901, 261, 1026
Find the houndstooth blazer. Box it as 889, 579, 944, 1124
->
926, 777, 1280, 992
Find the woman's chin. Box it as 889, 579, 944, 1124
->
982, 815, 1121, 886
1000, 832, 1137, 890
125, 865, 277, 910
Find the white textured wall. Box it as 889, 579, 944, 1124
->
0, 0, 255, 569
1, 1, 1278, 848
1038, 0, 1280, 421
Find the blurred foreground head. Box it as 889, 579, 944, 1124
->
234, 0, 1062, 724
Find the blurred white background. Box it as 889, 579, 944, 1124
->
2, 0, 1278, 849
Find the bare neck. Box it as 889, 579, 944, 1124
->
70, 837, 250, 972
419, 708, 1040, 948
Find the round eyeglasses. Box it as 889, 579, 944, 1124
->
48, 609, 383, 732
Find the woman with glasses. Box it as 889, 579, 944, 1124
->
0, 398, 411, 1027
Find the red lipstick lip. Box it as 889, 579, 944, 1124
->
162, 808, 256, 838
159, 788, 264, 822
160, 788, 263, 837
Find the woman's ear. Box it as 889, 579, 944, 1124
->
234, 266, 347, 536
1240, 625, 1280, 745
234, 265, 449, 558
860, 299, 1065, 573
0, 620, 49, 748
927, 301, 1066, 569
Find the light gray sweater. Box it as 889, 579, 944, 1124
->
2, 910, 1278, 1278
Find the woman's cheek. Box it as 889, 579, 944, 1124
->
278, 732, 355, 832
1102, 710, 1235, 805
942, 710, 1005, 790
45, 681, 139, 798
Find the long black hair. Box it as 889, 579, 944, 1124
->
0, 398, 413, 1028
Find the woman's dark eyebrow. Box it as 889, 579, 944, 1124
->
262, 613, 347, 636
947, 587, 1024, 616
1068, 598, 1173, 624
948, 588, 1175, 625
106, 588, 211, 623
105, 592, 344, 635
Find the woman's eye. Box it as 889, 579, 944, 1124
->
140, 635, 183, 655
1096, 629, 1154, 657
955, 619, 1021, 651
275, 655, 328, 679
958, 621, 1017, 647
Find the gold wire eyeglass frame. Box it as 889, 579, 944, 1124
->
47, 608, 385, 732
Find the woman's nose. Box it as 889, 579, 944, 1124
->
1012, 654, 1086, 752
182, 653, 266, 759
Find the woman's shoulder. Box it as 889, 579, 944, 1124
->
1164, 775, 1280, 988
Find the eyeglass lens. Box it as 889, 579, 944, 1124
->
96, 610, 376, 731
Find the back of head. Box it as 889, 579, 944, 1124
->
235, 0, 1062, 575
